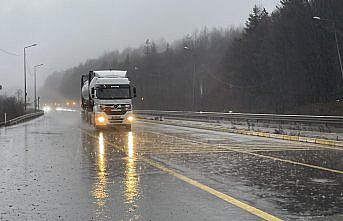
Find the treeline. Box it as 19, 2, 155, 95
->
222, 0, 343, 113
41, 0, 343, 114
0, 96, 25, 122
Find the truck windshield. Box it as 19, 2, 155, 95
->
96, 85, 131, 99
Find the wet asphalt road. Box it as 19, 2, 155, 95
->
0, 111, 343, 221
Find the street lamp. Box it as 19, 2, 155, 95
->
24, 43, 37, 110
34, 63, 44, 111
313, 16, 343, 80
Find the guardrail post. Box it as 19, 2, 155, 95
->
4, 112, 6, 127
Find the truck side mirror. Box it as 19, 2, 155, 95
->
133, 87, 137, 98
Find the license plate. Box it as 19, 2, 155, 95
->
110, 116, 123, 119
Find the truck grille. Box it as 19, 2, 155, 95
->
106, 110, 127, 115
101, 104, 129, 115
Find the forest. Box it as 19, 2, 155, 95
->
40, 0, 343, 114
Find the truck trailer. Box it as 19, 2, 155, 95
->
81, 70, 136, 129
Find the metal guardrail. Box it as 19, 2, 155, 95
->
133, 110, 343, 125
0, 111, 44, 127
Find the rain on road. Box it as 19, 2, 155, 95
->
0, 111, 343, 221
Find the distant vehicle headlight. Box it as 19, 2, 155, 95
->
43, 106, 51, 112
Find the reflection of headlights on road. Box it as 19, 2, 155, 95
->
127, 116, 134, 122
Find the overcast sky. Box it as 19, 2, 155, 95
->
0, 0, 280, 97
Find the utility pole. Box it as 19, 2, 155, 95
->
34, 64, 44, 111
24, 44, 37, 111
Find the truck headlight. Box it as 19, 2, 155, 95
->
97, 116, 106, 123
127, 116, 134, 122
95, 113, 108, 125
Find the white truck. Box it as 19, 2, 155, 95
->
81, 70, 136, 129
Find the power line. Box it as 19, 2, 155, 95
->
0, 48, 21, 56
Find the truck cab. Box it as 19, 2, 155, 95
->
81, 70, 136, 129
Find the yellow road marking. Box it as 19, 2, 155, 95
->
147, 129, 343, 175
236, 150, 343, 174
143, 158, 283, 221
142, 151, 236, 154
80, 128, 283, 221
137, 148, 317, 154
139, 149, 317, 155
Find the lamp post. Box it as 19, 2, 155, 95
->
34, 63, 44, 111
24, 43, 37, 111
313, 16, 343, 80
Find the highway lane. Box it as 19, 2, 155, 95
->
0, 110, 342, 220
135, 122, 343, 220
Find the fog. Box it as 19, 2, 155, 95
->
0, 0, 279, 98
